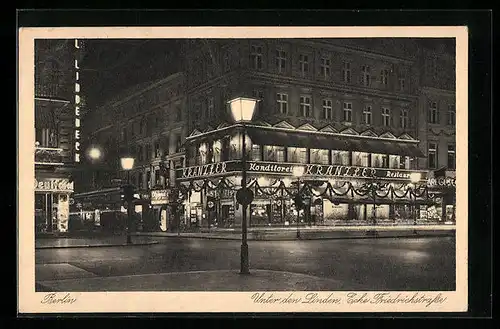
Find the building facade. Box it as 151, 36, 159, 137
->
75, 38, 456, 232
176, 39, 440, 229
73, 72, 187, 232
416, 42, 456, 222
34, 39, 85, 233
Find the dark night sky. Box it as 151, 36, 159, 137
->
80, 39, 182, 110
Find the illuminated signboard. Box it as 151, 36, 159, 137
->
151, 189, 169, 205
176, 161, 426, 181
34, 178, 74, 192
427, 177, 456, 187
74, 39, 81, 163
247, 162, 427, 181
178, 161, 242, 179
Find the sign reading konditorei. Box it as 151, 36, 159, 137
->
34, 178, 74, 192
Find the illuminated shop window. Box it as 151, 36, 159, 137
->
264, 145, 285, 162
310, 149, 329, 165
332, 150, 349, 165
287, 147, 307, 164
352, 151, 369, 167
371, 153, 389, 168
212, 140, 222, 162
251, 144, 262, 161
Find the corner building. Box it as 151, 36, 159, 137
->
177, 39, 431, 228
34, 39, 85, 233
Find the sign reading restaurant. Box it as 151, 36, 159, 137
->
151, 189, 169, 205
177, 161, 427, 181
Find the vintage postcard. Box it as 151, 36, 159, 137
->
18, 26, 468, 313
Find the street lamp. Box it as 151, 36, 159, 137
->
87, 146, 102, 189
410, 172, 422, 231
121, 156, 135, 244
229, 97, 257, 275
292, 166, 305, 239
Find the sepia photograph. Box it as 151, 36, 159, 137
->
18, 26, 468, 313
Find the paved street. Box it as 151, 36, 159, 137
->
36, 236, 455, 291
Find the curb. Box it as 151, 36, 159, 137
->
132, 232, 454, 241
35, 241, 160, 250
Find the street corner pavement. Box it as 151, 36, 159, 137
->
35, 236, 160, 249
35, 269, 371, 292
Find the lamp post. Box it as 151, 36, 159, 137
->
228, 97, 257, 275
121, 156, 135, 244
409, 172, 422, 232
292, 166, 305, 239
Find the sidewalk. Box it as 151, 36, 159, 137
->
36, 269, 369, 292
134, 225, 456, 241
35, 236, 159, 249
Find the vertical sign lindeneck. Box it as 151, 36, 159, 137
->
74, 38, 81, 163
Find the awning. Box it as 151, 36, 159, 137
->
247, 129, 352, 151
396, 143, 426, 158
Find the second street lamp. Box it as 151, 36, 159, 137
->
228, 97, 257, 275
120, 156, 135, 244
292, 166, 305, 239
409, 172, 422, 233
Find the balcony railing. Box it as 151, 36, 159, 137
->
35, 146, 64, 165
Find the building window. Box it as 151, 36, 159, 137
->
372, 154, 389, 168
447, 144, 456, 169
300, 96, 312, 117
264, 145, 285, 162
154, 169, 160, 187
212, 140, 222, 162
352, 151, 369, 167
398, 78, 405, 91
276, 49, 287, 73
136, 172, 143, 189
400, 109, 409, 129
342, 62, 351, 83
429, 102, 438, 124
229, 135, 241, 160
428, 142, 438, 169
250, 45, 263, 70
207, 96, 214, 118
322, 99, 333, 120
361, 65, 371, 86
223, 51, 231, 72
320, 58, 331, 78
447, 104, 456, 125
146, 170, 151, 189
199, 143, 208, 165
343, 102, 352, 122
363, 105, 372, 125
382, 107, 391, 126
389, 155, 401, 169
137, 145, 143, 162
399, 156, 410, 169
287, 147, 307, 164
332, 150, 349, 165
37, 128, 57, 147
251, 144, 262, 161
277, 93, 288, 114
310, 149, 329, 165
299, 54, 309, 76
145, 144, 152, 161
380, 69, 390, 85
155, 141, 161, 158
